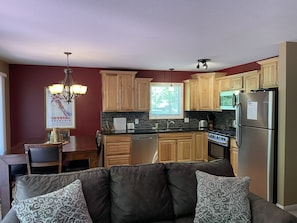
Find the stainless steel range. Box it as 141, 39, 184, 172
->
208, 130, 235, 161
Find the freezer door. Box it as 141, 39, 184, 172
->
239, 91, 275, 129
238, 126, 275, 202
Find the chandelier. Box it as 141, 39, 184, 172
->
48, 52, 87, 103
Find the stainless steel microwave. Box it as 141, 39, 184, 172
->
220, 90, 240, 110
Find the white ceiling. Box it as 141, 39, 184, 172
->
1, 0, 297, 71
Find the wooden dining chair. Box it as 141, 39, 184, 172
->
96, 130, 104, 167
24, 143, 63, 174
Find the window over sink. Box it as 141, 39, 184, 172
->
149, 82, 183, 120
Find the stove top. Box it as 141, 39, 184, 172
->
208, 129, 236, 137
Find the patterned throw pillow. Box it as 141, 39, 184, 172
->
194, 170, 251, 223
12, 179, 93, 223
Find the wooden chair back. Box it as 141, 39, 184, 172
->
24, 143, 62, 174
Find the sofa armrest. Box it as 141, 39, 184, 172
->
249, 193, 297, 223
1, 208, 19, 223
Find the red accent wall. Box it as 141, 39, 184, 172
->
9, 65, 195, 146
9, 61, 261, 146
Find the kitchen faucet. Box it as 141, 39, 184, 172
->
167, 120, 175, 129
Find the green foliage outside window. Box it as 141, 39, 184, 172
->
149, 83, 183, 119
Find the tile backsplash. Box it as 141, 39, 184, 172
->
100, 110, 235, 131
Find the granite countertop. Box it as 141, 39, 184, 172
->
102, 127, 208, 135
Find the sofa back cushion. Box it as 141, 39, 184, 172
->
165, 159, 235, 218
15, 167, 110, 223
109, 163, 174, 223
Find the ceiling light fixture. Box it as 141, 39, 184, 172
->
48, 52, 87, 103
196, 59, 210, 70
169, 68, 174, 91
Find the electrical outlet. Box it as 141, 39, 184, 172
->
184, 117, 189, 123
135, 118, 139, 124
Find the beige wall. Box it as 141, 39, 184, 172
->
0, 60, 10, 152
278, 42, 297, 206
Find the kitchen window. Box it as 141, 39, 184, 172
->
149, 82, 183, 119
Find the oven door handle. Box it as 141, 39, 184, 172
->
236, 102, 241, 147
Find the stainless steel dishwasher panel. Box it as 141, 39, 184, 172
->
131, 134, 158, 165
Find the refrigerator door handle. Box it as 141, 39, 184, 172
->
236, 102, 242, 147
232, 93, 236, 108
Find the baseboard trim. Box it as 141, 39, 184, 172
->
276, 203, 297, 211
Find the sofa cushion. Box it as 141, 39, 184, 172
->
14, 167, 110, 223
12, 179, 93, 223
165, 159, 235, 218
194, 170, 251, 223
109, 163, 174, 223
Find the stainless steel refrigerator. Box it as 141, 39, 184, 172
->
236, 89, 277, 203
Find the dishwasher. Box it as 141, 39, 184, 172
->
131, 134, 158, 165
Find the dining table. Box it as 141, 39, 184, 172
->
0, 135, 99, 219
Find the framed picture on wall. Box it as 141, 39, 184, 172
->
45, 88, 76, 129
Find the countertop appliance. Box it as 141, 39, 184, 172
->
131, 134, 158, 164
198, 120, 208, 130
220, 90, 241, 110
207, 129, 233, 161
236, 89, 278, 203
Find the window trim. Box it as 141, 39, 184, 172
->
149, 82, 184, 120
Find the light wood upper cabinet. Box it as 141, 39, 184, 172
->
101, 72, 118, 111
229, 75, 243, 90
243, 70, 260, 93
184, 79, 199, 111
134, 78, 152, 111
192, 72, 226, 111
257, 57, 279, 88
100, 70, 137, 112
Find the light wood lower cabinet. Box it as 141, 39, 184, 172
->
103, 132, 208, 167
230, 138, 238, 176
158, 132, 207, 163
104, 135, 131, 168
158, 139, 177, 163
158, 133, 193, 163
193, 132, 208, 162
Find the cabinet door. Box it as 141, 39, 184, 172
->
134, 78, 152, 111
229, 76, 243, 90
118, 74, 134, 111
102, 73, 118, 111
158, 139, 176, 163
213, 79, 221, 110
244, 71, 260, 93
105, 155, 131, 168
184, 79, 199, 111
193, 132, 208, 161
198, 75, 214, 110
220, 78, 231, 91
258, 57, 278, 88
104, 135, 131, 168
230, 138, 238, 176
176, 138, 193, 162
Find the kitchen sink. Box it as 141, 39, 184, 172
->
157, 128, 184, 133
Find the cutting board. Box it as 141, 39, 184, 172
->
113, 117, 127, 131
